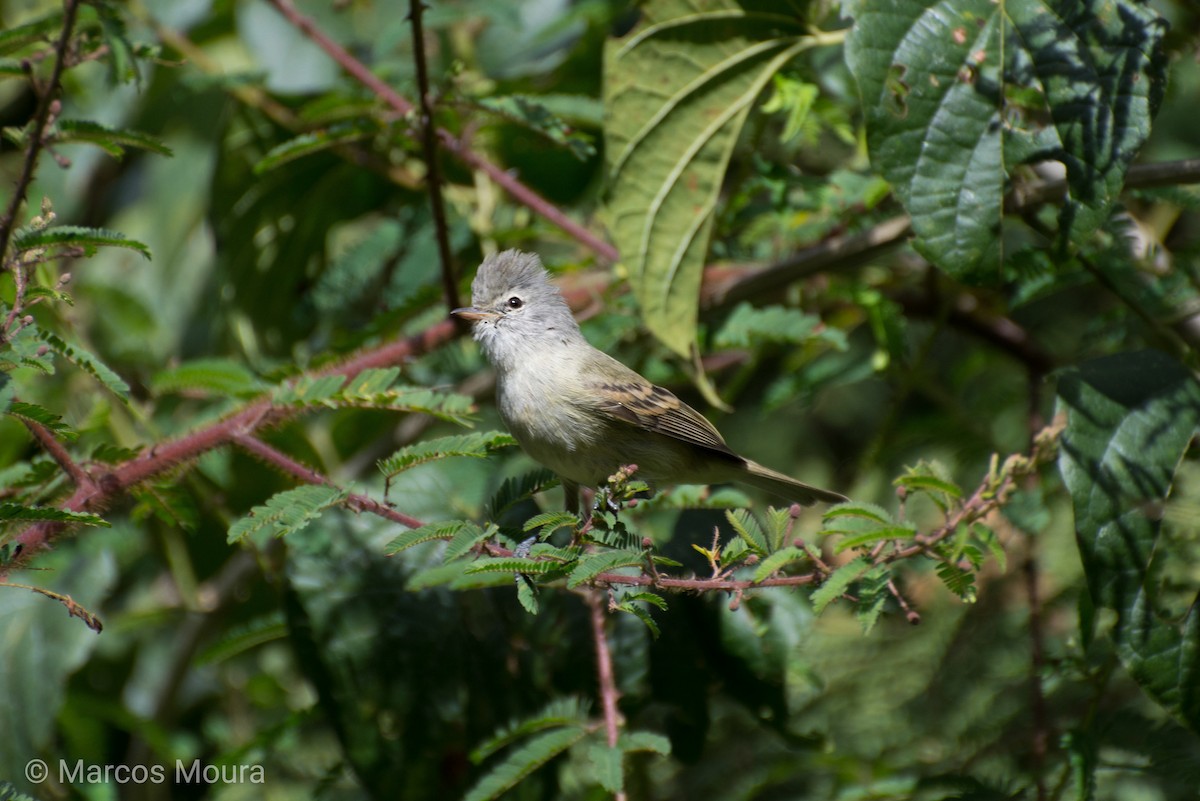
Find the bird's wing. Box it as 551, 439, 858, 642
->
588, 372, 736, 456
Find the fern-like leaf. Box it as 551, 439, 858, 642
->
227, 485, 347, 544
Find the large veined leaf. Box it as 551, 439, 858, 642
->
1057, 351, 1200, 731
604, 1, 821, 357
846, 0, 1167, 280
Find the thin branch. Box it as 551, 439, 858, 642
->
407, 0, 460, 312
586, 591, 623, 760
20, 417, 95, 494
263, 0, 618, 262
233, 433, 425, 530
0, 0, 82, 260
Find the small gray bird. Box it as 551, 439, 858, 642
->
452, 250, 847, 512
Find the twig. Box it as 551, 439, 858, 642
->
20, 417, 96, 494
586, 591, 623, 753
233, 433, 425, 529
1025, 553, 1049, 801
407, 0, 460, 311
0, 0, 82, 260
263, 0, 618, 262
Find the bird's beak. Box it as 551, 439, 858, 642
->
451, 306, 496, 322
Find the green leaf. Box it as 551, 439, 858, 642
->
13, 225, 150, 259
0, 503, 109, 527
845, 0, 1167, 280
378, 431, 516, 480
464, 558, 566, 576
585, 740, 624, 793
725, 508, 768, 554
477, 95, 597, 160
53, 120, 172, 157
443, 523, 496, 562
197, 612, 287, 665
0, 12, 62, 56
150, 358, 269, 399
751, 545, 808, 583
463, 726, 587, 801
831, 524, 918, 554
522, 511, 581, 540
254, 120, 381, 174
471, 697, 590, 762
810, 556, 870, 614
894, 461, 962, 503
620, 730, 672, 754
714, 303, 838, 350
487, 468, 560, 519
275, 370, 475, 422
227, 485, 348, 544
1057, 350, 1200, 730
936, 561, 977, 603
35, 329, 131, 401
566, 550, 644, 588
5, 400, 77, 441
603, 3, 816, 356
384, 520, 473, 555
823, 501, 894, 525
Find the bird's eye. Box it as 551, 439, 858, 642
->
506, 296, 523, 309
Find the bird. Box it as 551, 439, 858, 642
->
452, 249, 847, 513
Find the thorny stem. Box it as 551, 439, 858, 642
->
407, 0, 460, 312
233, 433, 426, 530
264, 0, 618, 263
586, 591, 623, 796
0, 0, 82, 262
21, 417, 95, 495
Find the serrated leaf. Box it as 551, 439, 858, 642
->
522, 511, 581, 539
151, 358, 269, 399
53, 120, 172, 157
714, 303, 831, 349
227, 485, 347, 544
35, 329, 131, 400
831, 523, 918, 554
478, 95, 596, 160
384, 520, 472, 555
0, 503, 108, 527
442, 522, 495, 562
810, 556, 870, 614
617, 601, 661, 638
621, 590, 668, 611
378, 431, 516, 479
894, 463, 963, 500
254, 120, 380, 174
604, 2, 815, 356
464, 558, 565, 576
487, 468, 560, 519
275, 370, 475, 422
845, 0, 1167, 279
620, 730, 671, 754
197, 612, 286, 665
751, 545, 808, 583
516, 578, 539, 615
0, 12, 62, 56
822, 501, 894, 525
472, 697, 590, 762
725, 508, 768, 554
585, 740, 624, 793
5, 400, 77, 441
1057, 350, 1200, 729
13, 225, 150, 259
462, 726, 587, 801
936, 561, 977, 602
566, 550, 645, 588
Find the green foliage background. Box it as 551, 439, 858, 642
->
1, 0, 1199, 799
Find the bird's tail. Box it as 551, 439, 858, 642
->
739, 460, 847, 506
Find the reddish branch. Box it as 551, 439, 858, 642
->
0, 0, 81, 261
406, 0, 461, 312
11, 319, 460, 565
20, 417, 96, 494
587, 591, 623, 749
233, 433, 425, 529
264, 0, 618, 263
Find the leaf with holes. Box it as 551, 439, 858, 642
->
845, 0, 1167, 280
